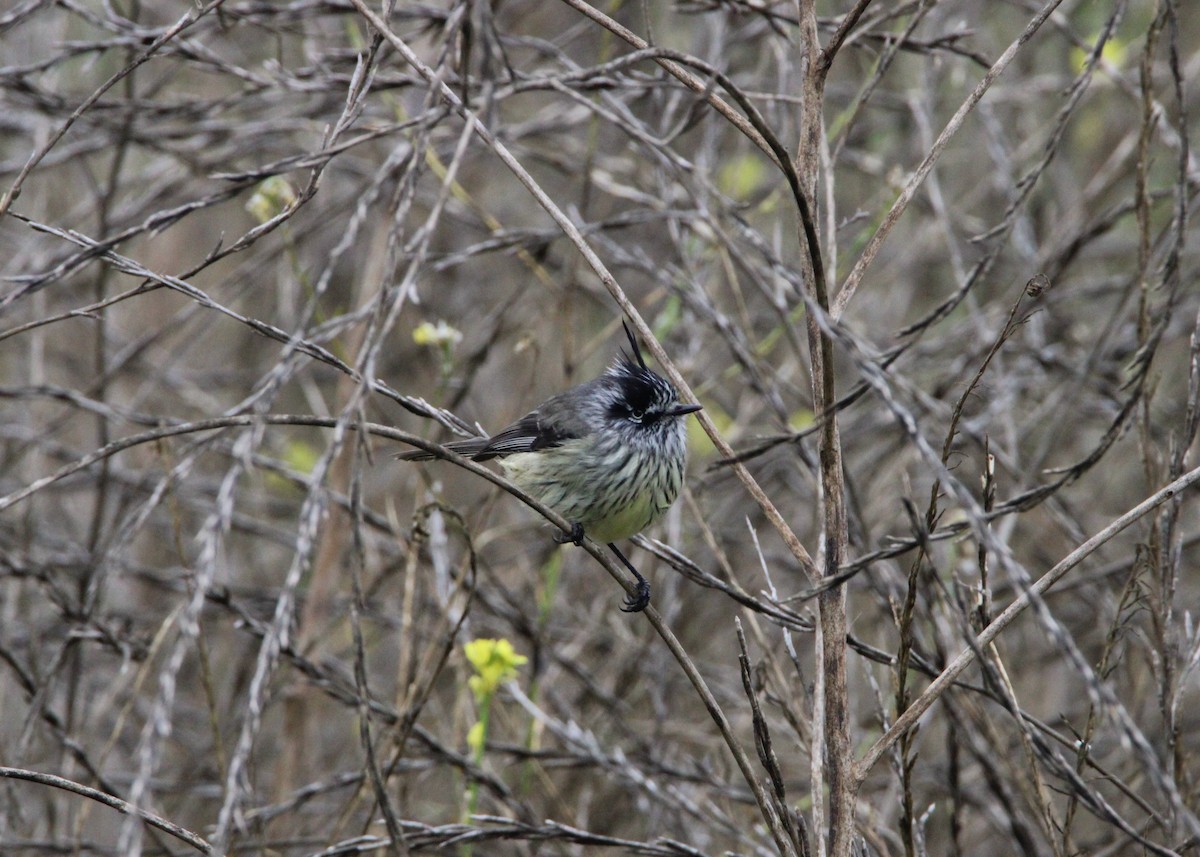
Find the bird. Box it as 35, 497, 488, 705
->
397, 321, 702, 612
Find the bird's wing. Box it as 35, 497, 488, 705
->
473, 409, 580, 459
398, 384, 595, 462
395, 436, 490, 461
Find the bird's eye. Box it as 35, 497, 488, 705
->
630, 408, 645, 421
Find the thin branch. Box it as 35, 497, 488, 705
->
856, 462, 1200, 779
0, 766, 214, 854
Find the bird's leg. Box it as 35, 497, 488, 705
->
554, 522, 586, 546
607, 543, 651, 613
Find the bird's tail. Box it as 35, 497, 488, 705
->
395, 437, 491, 461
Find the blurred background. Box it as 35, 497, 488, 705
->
2, 1, 1198, 855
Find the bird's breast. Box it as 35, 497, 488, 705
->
498, 431, 687, 543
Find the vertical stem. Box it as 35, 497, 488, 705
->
462, 693, 491, 857
818, 586, 852, 855
796, 2, 856, 854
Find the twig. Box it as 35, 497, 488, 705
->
0, 766, 214, 854
856, 462, 1200, 778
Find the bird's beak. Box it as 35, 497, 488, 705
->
669, 403, 703, 417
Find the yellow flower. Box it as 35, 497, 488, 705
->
464, 638, 527, 702
413, 320, 463, 348
466, 721, 485, 755
245, 176, 297, 223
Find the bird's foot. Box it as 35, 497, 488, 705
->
607, 542, 651, 613
620, 579, 651, 613
554, 522, 586, 547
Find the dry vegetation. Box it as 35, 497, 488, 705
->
2, 0, 1199, 855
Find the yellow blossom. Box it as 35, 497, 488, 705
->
466, 721, 485, 755
245, 176, 297, 223
413, 320, 463, 348
464, 638, 527, 702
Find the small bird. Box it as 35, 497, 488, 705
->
397, 322, 702, 612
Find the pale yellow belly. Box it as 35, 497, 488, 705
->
578, 488, 658, 543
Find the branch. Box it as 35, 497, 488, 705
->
0, 766, 214, 854
855, 462, 1200, 779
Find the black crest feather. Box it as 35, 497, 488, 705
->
621, 319, 648, 371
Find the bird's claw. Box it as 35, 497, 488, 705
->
555, 522, 585, 547
620, 579, 651, 613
